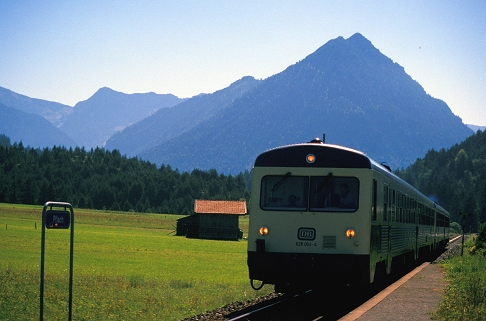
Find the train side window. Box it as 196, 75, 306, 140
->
260, 175, 308, 211
372, 179, 377, 221
419, 203, 424, 225
407, 196, 411, 223
404, 194, 409, 223
411, 199, 416, 224
309, 176, 359, 212
391, 189, 396, 222
383, 184, 389, 222
397, 191, 402, 223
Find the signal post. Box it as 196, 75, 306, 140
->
40, 201, 74, 321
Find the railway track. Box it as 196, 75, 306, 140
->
183, 236, 463, 321
225, 283, 388, 321
226, 292, 304, 321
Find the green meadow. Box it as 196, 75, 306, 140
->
433, 235, 486, 320
0, 204, 273, 320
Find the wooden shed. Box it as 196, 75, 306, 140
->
176, 200, 247, 240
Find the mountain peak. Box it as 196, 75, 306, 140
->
229, 76, 256, 86
94, 86, 117, 95
347, 32, 370, 44
91, 87, 120, 98
63, 88, 184, 148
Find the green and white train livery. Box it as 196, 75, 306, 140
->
247, 139, 449, 293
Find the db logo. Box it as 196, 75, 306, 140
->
298, 228, 316, 240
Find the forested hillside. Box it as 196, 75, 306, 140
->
397, 129, 486, 232
0, 135, 250, 214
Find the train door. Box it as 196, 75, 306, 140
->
370, 178, 380, 282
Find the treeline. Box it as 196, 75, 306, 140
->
396, 129, 486, 232
0, 136, 250, 214
4, 126, 486, 228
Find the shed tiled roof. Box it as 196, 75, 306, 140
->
194, 200, 247, 215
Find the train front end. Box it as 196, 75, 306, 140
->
247, 140, 373, 293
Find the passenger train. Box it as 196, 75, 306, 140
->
247, 138, 449, 293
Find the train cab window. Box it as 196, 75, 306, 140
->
260, 175, 308, 211
260, 175, 358, 212
309, 176, 359, 212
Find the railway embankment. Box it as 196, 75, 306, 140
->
433, 235, 464, 262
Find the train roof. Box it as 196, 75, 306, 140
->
254, 141, 372, 169
255, 139, 399, 173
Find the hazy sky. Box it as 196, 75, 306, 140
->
1, 1, 485, 125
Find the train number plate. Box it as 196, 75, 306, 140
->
297, 228, 316, 241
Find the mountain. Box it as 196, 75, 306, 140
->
105, 76, 260, 156
59, 87, 184, 148
0, 86, 73, 126
0, 102, 76, 148
135, 33, 472, 174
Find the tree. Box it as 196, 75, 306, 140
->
449, 222, 461, 234
472, 222, 486, 256
0, 143, 251, 213
0, 134, 10, 147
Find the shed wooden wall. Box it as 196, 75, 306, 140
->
199, 214, 239, 240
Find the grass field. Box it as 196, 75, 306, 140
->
0, 203, 273, 320
433, 236, 486, 320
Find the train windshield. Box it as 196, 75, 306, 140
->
309, 176, 359, 212
260, 175, 309, 211
260, 175, 359, 212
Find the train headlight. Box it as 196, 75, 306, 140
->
345, 228, 356, 239
306, 154, 316, 163
259, 226, 269, 236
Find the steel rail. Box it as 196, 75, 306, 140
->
227, 290, 312, 321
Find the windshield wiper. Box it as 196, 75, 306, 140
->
271, 172, 291, 192
315, 172, 333, 193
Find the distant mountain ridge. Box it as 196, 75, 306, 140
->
136, 33, 472, 173
0, 86, 185, 150
105, 76, 260, 156
0, 102, 76, 148
467, 124, 486, 132
0, 86, 73, 126
59, 87, 184, 148
0, 33, 474, 174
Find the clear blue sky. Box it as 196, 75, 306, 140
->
1, 1, 485, 125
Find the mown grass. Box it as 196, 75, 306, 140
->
433, 236, 486, 321
0, 204, 271, 320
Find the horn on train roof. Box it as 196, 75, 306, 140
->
308, 138, 324, 144
309, 134, 325, 144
